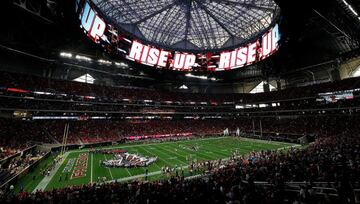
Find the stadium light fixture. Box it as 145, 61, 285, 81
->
115, 62, 128, 67
98, 59, 112, 65
185, 73, 216, 81
34, 91, 54, 95
185, 73, 206, 80
123, 38, 132, 43
117, 48, 127, 54
341, 0, 359, 20
349, 6, 359, 16
60, 52, 72, 58
75, 55, 92, 62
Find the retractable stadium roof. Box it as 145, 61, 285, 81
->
92, 0, 280, 52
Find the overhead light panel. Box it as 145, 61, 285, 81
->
341, 0, 359, 19
60, 52, 72, 58
98, 59, 112, 65
75, 55, 92, 61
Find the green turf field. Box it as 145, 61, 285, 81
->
16, 137, 296, 192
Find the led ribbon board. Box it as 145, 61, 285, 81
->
77, 0, 281, 72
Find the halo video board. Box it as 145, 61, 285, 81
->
76, 0, 281, 72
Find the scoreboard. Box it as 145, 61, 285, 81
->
76, 0, 281, 72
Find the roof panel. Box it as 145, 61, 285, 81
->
93, 0, 279, 51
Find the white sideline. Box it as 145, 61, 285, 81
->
33, 152, 70, 192
91, 153, 94, 183
107, 163, 189, 183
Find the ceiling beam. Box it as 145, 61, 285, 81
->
196, 1, 235, 37
212, 0, 275, 12
134, 1, 182, 25
184, 2, 192, 42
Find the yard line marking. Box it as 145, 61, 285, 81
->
90, 153, 94, 184
139, 147, 165, 169
103, 154, 114, 180
167, 143, 218, 160
109, 163, 189, 183
277, 144, 301, 150
125, 167, 132, 177
153, 145, 188, 165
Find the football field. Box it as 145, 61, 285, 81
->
16, 137, 296, 192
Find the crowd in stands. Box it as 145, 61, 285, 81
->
0, 150, 45, 188
1, 94, 359, 114
0, 119, 52, 160
0, 119, 53, 160
6, 151, 43, 177
0, 114, 358, 159
0, 119, 237, 155
0, 70, 360, 121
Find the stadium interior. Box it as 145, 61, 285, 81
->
0, 0, 359, 203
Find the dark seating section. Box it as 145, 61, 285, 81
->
1, 71, 360, 103
0, 115, 359, 159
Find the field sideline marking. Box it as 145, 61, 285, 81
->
33, 152, 70, 192
109, 163, 190, 184
90, 153, 94, 183
277, 144, 301, 150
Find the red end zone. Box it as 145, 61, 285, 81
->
71, 153, 89, 179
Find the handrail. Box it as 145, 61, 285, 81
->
0, 94, 321, 108
1, 106, 359, 115
0, 145, 37, 164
